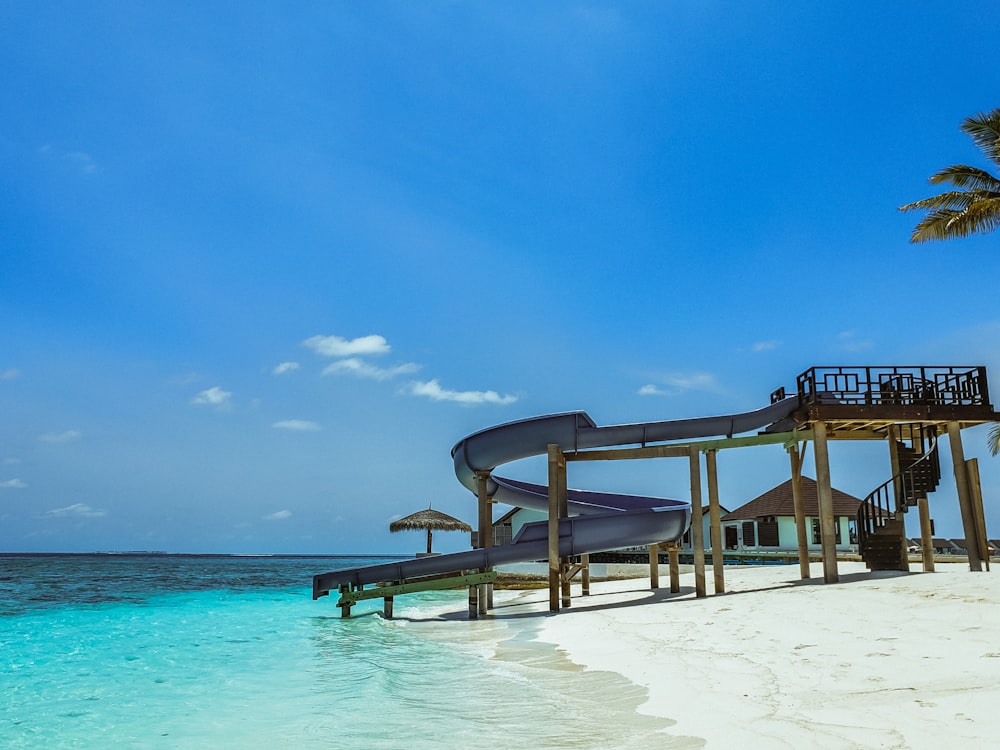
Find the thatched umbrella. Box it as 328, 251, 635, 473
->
389, 506, 473, 554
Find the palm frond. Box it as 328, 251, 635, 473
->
908, 197, 1000, 242
908, 208, 964, 242
989, 422, 1000, 457
961, 109, 1000, 169
900, 189, 986, 213
928, 164, 1000, 192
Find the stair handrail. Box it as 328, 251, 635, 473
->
856, 432, 939, 554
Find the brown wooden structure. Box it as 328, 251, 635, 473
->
539, 365, 998, 612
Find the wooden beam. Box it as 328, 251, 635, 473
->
813, 421, 839, 584
338, 572, 499, 608
967, 458, 990, 572
564, 430, 814, 461
788, 443, 811, 580
918, 496, 935, 573
706, 450, 725, 594
566, 445, 691, 461
690, 446, 706, 597
668, 545, 680, 593
648, 544, 659, 590
476, 471, 492, 614
886, 426, 909, 572
547, 444, 565, 611
947, 422, 983, 572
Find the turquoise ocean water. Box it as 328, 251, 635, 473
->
1, 555, 673, 749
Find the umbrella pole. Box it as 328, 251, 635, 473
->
426, 528, 433, 555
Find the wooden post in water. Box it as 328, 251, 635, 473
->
468, 580, 478, 619
476, 471, 493, 612
813, 421, 839, 584
947, 422, 983, 572
581, 553, 590, 596
383, 595, 393, 619
706, 449, 725, 595
547, 444, 566, 612
689, 445, 706, 597
788, 443, 811, 579
917, 496, 935, 572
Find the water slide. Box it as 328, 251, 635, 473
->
313, 396, 799, 599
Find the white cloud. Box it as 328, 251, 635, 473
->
264, 510, 292, 520
0, 479, 27, 489
637, 372, 718, 396
837, 330, 874, 352
322, 358, 421, 380
752, 340, 781, 353
46, 503, 106, 518
303, 334, 390, 358
191, 386, 232, 406
1, 368, 20, 380
66, 151, 98, 173
273, 362, 300, 375
40, 430, 81, 443
405, 379, 518, 405
272, 420, 321, 431
40, 144, 98, 174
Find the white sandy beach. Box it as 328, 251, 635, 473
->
496, 562, 1000, 749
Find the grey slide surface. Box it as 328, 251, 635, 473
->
313, 397, 799, 598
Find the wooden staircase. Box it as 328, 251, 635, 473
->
857, 427, 940, 571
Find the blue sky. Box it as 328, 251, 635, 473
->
2, 2, 999, 554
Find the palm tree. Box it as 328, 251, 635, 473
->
989, 423, 1000, 457
899, 108, 1000, 242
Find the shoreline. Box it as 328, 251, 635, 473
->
490, 562, 1000, 748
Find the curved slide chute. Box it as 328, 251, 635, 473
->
313, 397, 799, 599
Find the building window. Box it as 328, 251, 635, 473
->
811, 518, 843, 544
742, 521, 756, 547
758, 519, 779, 547
494, 524, 513, 546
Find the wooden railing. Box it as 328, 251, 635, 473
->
793, 366, 989, 408
856, 432, 940, 555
